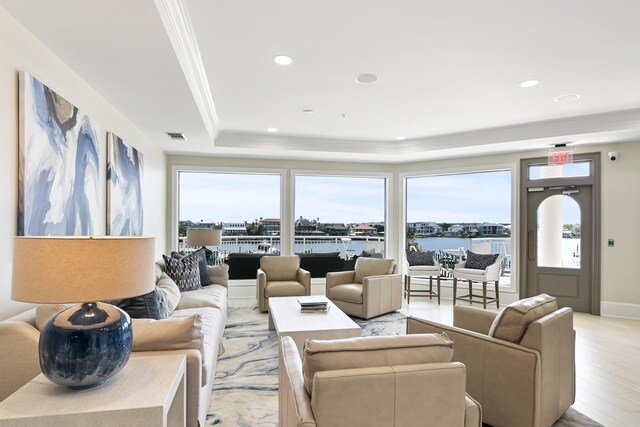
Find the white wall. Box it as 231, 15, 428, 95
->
0, 8, 167, 320
169, 141, 640, 318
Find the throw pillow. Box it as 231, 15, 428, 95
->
489, 293, 558, 343
163, 254, 202, 292
172, 249, 212, 286
106, 287, 168, 320
464, 251, 499, 270
206, 263, 229, 287
406, 250, 435, 266
131, 314, 204, 356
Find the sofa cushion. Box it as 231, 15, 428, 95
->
489, 293, 558, 343
406, 250, 435, 266
261, 256, 300, 281
163, 254, 202, 292
177, 284, 227, 313
156, 272, 181, 315
328, 284, 363, 304
464, 251, 499, 270
353, 258, 394, 284
302, 333, 453, 395
264, 281, 306, 297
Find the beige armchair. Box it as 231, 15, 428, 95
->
406, 294, 575, 427
279, 334, 482, 427
453, 253, 501, 308
325, 257, 401, 319
257, 255, 310, 312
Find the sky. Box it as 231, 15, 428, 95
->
179, 170, 579, 225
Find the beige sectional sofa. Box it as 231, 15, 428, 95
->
0, 261, 229, 427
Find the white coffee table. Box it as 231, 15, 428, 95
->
268, 296, 361, 357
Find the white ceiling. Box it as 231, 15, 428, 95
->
3, 0, 640, 163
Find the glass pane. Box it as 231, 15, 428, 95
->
294, 175, 386, 258
529, 161, 590, 180
405, 170, 512, 284
537, 195, 580, 268
178, 171, 281, 256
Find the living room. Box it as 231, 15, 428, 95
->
1, 2, 639, 427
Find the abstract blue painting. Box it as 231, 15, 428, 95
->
107, 132, 143, 236
19, 72, 100, 236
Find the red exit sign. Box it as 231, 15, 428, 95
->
548, 146, 574, 165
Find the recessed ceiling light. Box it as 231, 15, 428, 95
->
396, 136, 406, 141
519, 79, 540, 88
355, 73, 378, 84
266, 127, 278, 133
554, 94, 580, 102
273, 55, 293, 65
302, 109, 314, 114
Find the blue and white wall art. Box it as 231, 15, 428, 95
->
19, 72, 100, 236
107, 132, 143, 236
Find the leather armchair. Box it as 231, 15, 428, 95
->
257, 255, 310, 312
453, 255, 501, 308
406, 294, 575, 427
279, 334, 482, 427
326, 257, 402, 319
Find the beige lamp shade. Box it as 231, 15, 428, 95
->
11, 236, 156, 304
186, 228, 221, 247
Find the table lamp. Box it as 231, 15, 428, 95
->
11, 236, 155, 389
186, 228, 221, 265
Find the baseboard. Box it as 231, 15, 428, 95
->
600, 301, 640, 320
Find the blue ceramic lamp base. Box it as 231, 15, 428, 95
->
39, 302, 132, 389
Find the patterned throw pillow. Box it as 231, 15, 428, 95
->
406, 250, 435, 266
171, 249, 212, 286
163, 254, 202, 292
464, 251, 499, 270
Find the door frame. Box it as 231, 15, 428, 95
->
519, 152, 601, 315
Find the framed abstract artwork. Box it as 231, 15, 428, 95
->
107, 132, 144, 236
18, 72, 100, 236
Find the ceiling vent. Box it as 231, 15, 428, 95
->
166, 132, 186, 141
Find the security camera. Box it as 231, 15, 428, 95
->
608, 151, 619, 161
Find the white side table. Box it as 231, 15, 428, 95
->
0, 354, 186, 427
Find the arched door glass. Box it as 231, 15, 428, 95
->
537, 195, 580, 268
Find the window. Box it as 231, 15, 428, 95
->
405, 170, 512, 285
529, 161, 591, 180
294, 175, 387, 258
178, 171, 281, 254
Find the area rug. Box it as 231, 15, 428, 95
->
206, 307, 602, 427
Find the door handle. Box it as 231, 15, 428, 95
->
528, 230, 536, 261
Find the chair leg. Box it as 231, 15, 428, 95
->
428, 276, 433, 300
436, 276, 441, 305
453, 277, 457, 305
406, 276, 411, 304
482, 281, 487, 309
468, 280, 472, 304
495, 280, 500, 308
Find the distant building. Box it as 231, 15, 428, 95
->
296, 217, 317, 235
478, 222, 507, 236
260, 218, 280, 235
352, 224, 377, 236
222, 222, 247, 235
409, 222, 441, 236
324, 223, 348, 235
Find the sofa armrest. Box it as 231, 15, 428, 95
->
464, 394, 482, 427
453, 305, 498, 334
257, 268, 267, 302
280, 336, 317, 427
297, 268, 311, 294
0, 320, 41, 401
325, 270, 355, 290
407, 316, 541, 427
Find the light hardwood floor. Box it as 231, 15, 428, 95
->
401, 298, 640, 427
